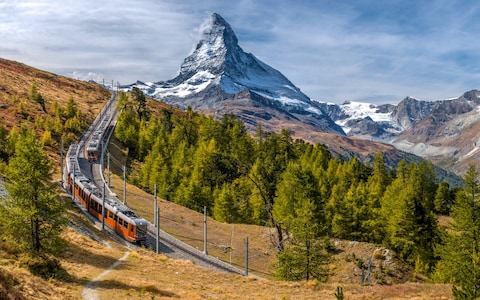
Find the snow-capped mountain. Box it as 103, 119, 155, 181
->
319, 95, 458, 142
129, 13, 344, 135
318, 101, 400, 139
125, 12, 480, 177
320, 90, 480, 175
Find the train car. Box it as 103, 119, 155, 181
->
86, 113, 113, 162
66, 144, 147, 243
86, 131, 101, 161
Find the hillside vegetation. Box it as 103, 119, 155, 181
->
0, 57, 469, 299
0, 203, 453, 299
114, 88, 462, 279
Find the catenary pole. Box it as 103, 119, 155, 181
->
245, 237, 249, 276
204, 206, 208, 255
123, 164, 126, 205
154, 184, 157, 227
102, 182, 105, 230
107, 152, 110, 187
156, 206, 160, 254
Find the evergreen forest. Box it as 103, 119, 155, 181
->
115, 89, 480, 296
1, 86, 480, 298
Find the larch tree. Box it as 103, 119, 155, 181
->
435, 165, 480, 299
130, 87, 148, 121
382, 161, 439, 273
0, 126, 67, 254
273, 162, 330, 281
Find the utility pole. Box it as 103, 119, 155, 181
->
245, 237, 249, 276
367, 257, 371, 282
204, 206, 208, 255
156, 206, 160, 254
100, 142, 104, 170
102, 182, 105, 230
154, 184, 157, 227
107, 152, 110, 187
123, 164, 126, 205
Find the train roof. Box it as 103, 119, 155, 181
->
74, 175, 146, 224
67, 113, 147, 227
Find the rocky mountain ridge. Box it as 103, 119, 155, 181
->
321, 90, 480, 174
127, 13, 476, 177
128, 13, 344, 135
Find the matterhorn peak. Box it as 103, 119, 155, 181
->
199, 13, 238, 49
177, 13, 237, 79
168, 12, 315, 104
129, 13, 345, 135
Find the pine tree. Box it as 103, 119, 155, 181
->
331, 182, 373, 242
273, 162, 330, 281
115, 92, 140, 155
0, 122, 8, 161
382, 161, 439, 271
65, 96, 77, 118
131, 87, 148, 120
213, 184, 237, 223
434, 181, 453, 215
364, 153, 389, 243
435, 165, 480, 299
247, 130, 295, 252
0, 127, 67, 254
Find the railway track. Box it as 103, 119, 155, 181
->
69, 89, 245, 275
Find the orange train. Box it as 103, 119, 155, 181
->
66, 144, 147, 243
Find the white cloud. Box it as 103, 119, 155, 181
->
1, 0, 480, 104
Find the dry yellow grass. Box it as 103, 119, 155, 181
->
98, 139, 453, 299
1, 220, 454, 299
0, 57, 454, 299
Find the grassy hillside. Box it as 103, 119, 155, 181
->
0, 198, 454, 299
0, 58, 110, 127
0, 57, 454, 299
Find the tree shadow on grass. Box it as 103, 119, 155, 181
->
89, 279, 179, 298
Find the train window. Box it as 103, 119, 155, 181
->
114, 215, 117, 222
109, 211, 113, 219
118, 219, 123, 226
130, 225, 134, 232
98, 204, 102, 213
123, 221, 128, 229
90, 201, 94, 208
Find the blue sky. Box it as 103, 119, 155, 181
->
1, 0, 480, 104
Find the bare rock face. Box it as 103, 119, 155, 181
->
391, 96, 436, 129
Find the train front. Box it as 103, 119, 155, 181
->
133, 218, 148, 243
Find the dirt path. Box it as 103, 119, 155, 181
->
81, 251, 130, 300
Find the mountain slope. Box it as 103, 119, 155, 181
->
129, 13, 344, 135
321, 90, 480, 175
125, 13, 464, 181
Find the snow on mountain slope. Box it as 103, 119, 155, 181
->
125, 13, 345, 135
338, 101, 393, 123
318, 100, 402, 137
131, 13, 322, 116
